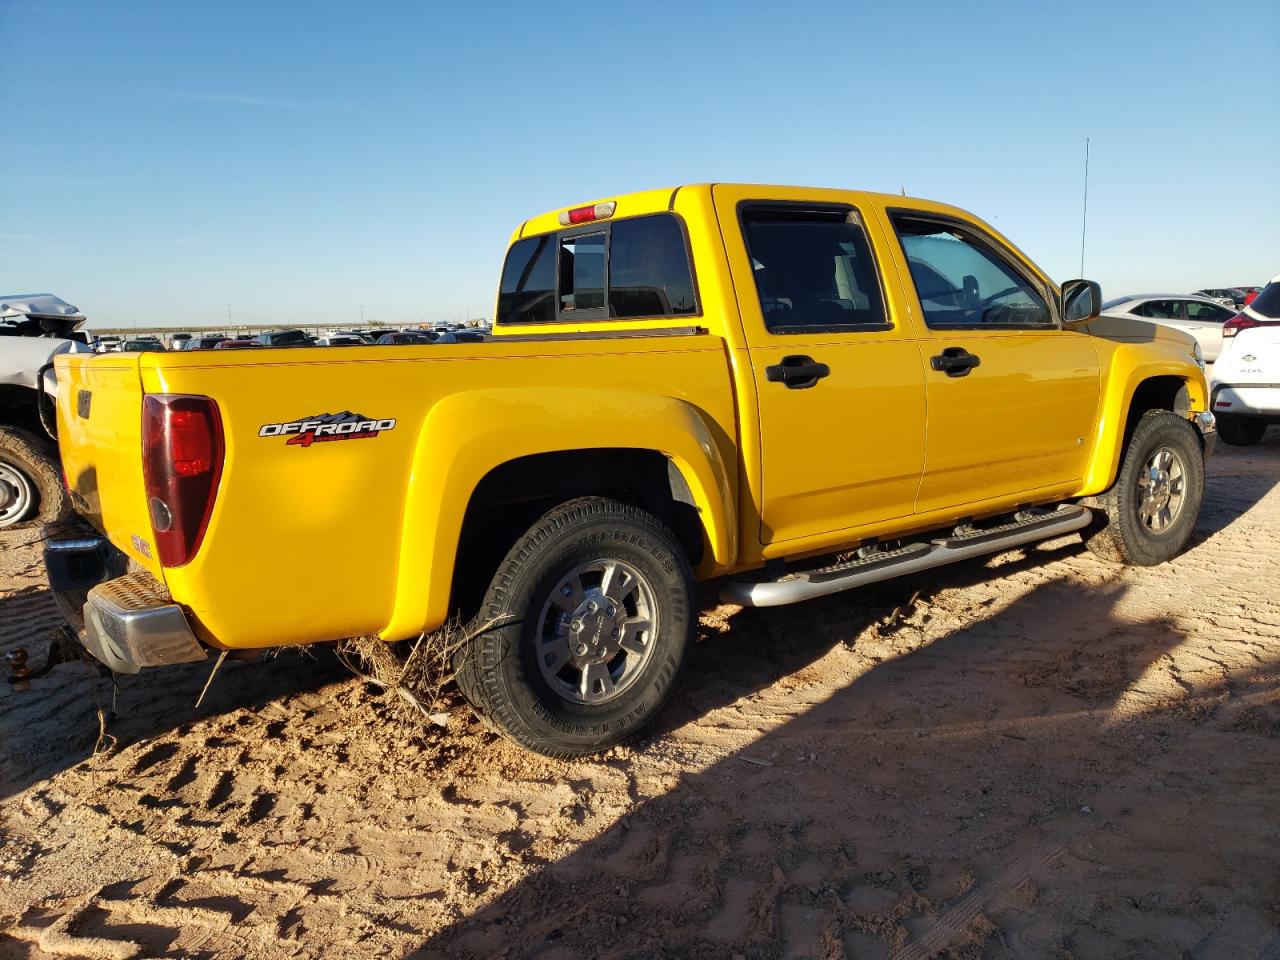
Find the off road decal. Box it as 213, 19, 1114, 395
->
259, 411, 396, 448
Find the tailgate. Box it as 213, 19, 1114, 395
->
1221, 326, 1280, 384
54, 352, 164, 578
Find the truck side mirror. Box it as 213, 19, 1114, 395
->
1061, 279, 1102, 324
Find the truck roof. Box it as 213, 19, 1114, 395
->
507, 183, 1048, 304
513, 183, 968, 242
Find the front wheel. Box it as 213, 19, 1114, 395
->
455, 497, 695, 758
1084, 410, 1205, 566
1217, 414, 1267, 446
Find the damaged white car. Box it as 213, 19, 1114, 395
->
0, 294, 91, 527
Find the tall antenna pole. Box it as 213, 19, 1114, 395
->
1079, 137, 1090, 277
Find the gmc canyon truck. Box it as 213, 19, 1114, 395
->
46, 184, 1214, 758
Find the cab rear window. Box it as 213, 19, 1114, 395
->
498, 213, 697, 325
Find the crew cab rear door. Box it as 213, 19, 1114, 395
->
880, 208, 1100, 514
712, 185, 926, 548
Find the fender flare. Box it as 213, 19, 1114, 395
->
1080, 361, 1207, 495
381, 388, 736, 640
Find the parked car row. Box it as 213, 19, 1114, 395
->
1100, 294, 1238, 361
1196, 286, 1263, 309
1101, 285, 1268, 364
88, 324, 491, 352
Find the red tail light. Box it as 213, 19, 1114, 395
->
142, 395, 224, 567
1222, 313, 1260, 338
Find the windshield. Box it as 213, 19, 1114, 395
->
1249, 281, 1280, 319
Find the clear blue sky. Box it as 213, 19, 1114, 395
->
2, 0, 1277, 329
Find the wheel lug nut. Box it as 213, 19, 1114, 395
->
575, 643, 588, 656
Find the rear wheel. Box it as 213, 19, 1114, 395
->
455, 497, 694, 758
0, 426, 70, 529
1217, 414, 1267, 446
1085, 411, 1204, 566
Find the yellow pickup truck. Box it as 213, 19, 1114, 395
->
46, 184, 1214, 757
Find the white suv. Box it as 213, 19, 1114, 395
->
1211, 275, 1280, 445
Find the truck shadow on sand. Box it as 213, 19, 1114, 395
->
658, 435, 1279, 744
1, 436, 1274, 809
413, 560, 1280, 957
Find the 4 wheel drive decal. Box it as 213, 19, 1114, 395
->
259, 411, 396, 448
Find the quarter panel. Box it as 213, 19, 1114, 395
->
385, 383, 737, 641
144, 339, 736, 649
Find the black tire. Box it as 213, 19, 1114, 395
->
0, 426, 70, 530
1084, 411, 1204, 566
455, 497, 694, 758
1217, 414, 1267, 447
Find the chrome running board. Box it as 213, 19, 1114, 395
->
721, 505, 1092, 607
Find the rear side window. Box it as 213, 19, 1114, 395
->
609, 215, 698, 318
498, 235, 556, 325
891, 215, 1052, 329
1185, 301, 1234, 323
497, 213, 697, 324
740, 205, 889, 334
1133, 300, 1185, 321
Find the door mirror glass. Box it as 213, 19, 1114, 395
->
1062, 279, 1102, 323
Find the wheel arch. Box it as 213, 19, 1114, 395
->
380, 388, 737, 641
1081, 367, 1206, 495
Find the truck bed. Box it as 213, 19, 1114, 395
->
55, 332, 738, 650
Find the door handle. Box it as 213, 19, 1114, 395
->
765, 354, 830, 389
930, 347, 981, 377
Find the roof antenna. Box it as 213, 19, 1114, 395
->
1079, 137, 1090, 277
900, 185, 906, 196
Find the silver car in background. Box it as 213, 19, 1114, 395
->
1196, 288, 1245, 309
1100, 293, 1238, 362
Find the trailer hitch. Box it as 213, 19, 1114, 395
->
6, 634, 76, 690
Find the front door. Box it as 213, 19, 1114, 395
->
712, 185, 927, 548
881, 210, 1101, 515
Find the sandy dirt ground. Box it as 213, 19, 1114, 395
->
1, 434, 1278, 959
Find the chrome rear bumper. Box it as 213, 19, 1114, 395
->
82, 573, 207, 675
43, 536, 207, 674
